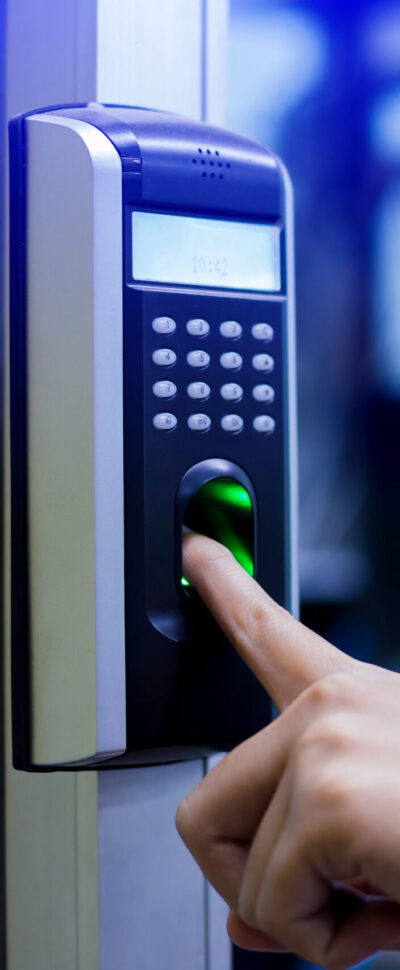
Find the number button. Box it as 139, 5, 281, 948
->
152, 381, 177, 400
187, 382, 211, 401
153, 412, 177, 431
252, 323, 274, 342
152, 316, 176, 335
188, 414, 211, 432
219, 320, 242, 339
253, 415, 275, 434
221, 414, 244, 433
220, 383, 243, 402
186, 318, 210, 337
152, 348, 177, 367
252, 384, 275, 403
220, 352, 243, 371
252, 353, 274, 373
187, 350, 210, 369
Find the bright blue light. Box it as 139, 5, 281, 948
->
228, 8, 328, 143
370, 90, 400, 163
363, 8, 400, 76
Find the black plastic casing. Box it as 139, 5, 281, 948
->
9, 104, 296, 769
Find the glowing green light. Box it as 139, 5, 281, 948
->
181, 476, 254, 588
202, 479, 252, 510
228, 544, 254, 577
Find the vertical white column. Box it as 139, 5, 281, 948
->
4, 1, 231, 968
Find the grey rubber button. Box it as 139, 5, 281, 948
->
252, 384, 275, 403
253, 415, 275, 434
153, 412, 177, 430
186, 318, 210, 336
153, 381, 177, 399
221, 414, 244, 433
187, 413, 211, 431
220, 352, 243, 370
187, 382, 211, 400
152, 348, 177, 366
152, 316, 176, 335
187, 350, 210, 368
219, 320, 242, 338
251, 323, 274, 342
252, 353, 274, 373
220, 383, 243, 402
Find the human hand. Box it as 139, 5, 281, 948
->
176, 533, 400, 969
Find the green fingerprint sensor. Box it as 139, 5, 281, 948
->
182, 477, 254, 587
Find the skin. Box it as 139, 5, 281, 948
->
176, 532, 400, 970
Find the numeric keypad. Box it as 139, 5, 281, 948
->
150, 311, 277, 437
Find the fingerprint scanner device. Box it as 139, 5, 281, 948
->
9, 103, 298, 770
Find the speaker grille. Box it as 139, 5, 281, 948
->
191, 146, 231, 178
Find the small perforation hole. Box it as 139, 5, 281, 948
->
215, 150, 220, 156
226, 163, 231, 168
198, 147, 203, 154
202, 171, 207, 177
206, 148, 211, 155
201, 159, 206, 165
192, 158, 197, 164
219, 174, 223, 179
209, 161, 214, 166
211, 173, 215, 178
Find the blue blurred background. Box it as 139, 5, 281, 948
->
227, 1, 400, 968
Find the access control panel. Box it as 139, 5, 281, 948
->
9, 103, 298, 770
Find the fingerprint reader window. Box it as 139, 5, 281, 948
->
182, 477, 254, 586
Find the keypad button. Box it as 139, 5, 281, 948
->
152, 316, 176, 335
187, 350, 210, 368
153, 380, 177, 399
220, 352, 243, 370
221, 414, 244, 433
252, 384, 275, 403
187, 381, 211, 401
252, 353, 274, 373
220, 383, 243, 402
219, 320, 242, 339
153, 412, 177, 431
253, 415, 275, 434
186, 318, 210, 337
188, 413, 211, 432
152, 348, 177, 367
252, 322, 274, 342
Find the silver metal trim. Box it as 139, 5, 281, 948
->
277, 158, 300, 619
26, 114, 126, 765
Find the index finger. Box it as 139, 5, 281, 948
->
182, 532, 357, 710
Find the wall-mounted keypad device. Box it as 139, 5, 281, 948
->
10, 102, 296, 770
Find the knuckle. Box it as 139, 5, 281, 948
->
309, 773, 365, 853
254, 896, 282, 938
297, 715, 351, 759
237, 895, 258, 930
306, 672, 355, 708
238, 893, 281, 937
175, 795, 198, 845
312, 770, 353, 814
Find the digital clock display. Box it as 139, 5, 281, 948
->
131, 211, 281, 292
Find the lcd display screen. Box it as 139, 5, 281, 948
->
132, 211, 281, 292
